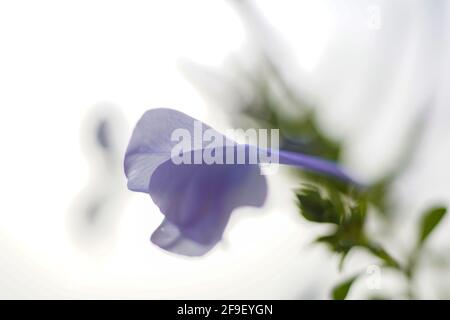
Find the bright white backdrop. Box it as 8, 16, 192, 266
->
0, 0, 449, 299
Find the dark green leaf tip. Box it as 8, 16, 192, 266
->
418, 206, 447, 246
332, 275, 358, 300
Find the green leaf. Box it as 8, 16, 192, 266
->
338, 250, 351, 271
316, 232, 356, 255
331, 275, 358, 300
364, 242, 400, 269
418, 206, 447, 246
296, 186, 340, 224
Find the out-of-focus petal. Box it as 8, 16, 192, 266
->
124, 108, 230, 192
124, 108, 359, 256
149, 160, 266, 256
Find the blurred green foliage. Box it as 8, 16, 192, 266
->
418, 207, 447, 246
332, 275, 358, 300
186, 0, 449, 300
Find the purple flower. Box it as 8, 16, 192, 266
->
124, 108, 357, 256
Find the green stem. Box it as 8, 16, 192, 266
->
363, 240, 420, 299
362, 241, 402, 270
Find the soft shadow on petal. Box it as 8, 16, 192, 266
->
151, 219, 215, 256
148, 160, 267, 256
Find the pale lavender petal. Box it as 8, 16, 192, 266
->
124, 108, 231, 193
149, 159, 266, 256
124, 108, 359, 256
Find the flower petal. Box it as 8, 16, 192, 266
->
124, 108, 359, 256
124, 108, 230, 192
148, 160, 267, 256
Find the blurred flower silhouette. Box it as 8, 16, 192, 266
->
69, 103, 128, 250
124, 108, 357, 256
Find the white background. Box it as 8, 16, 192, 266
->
1, 0, 449, 299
